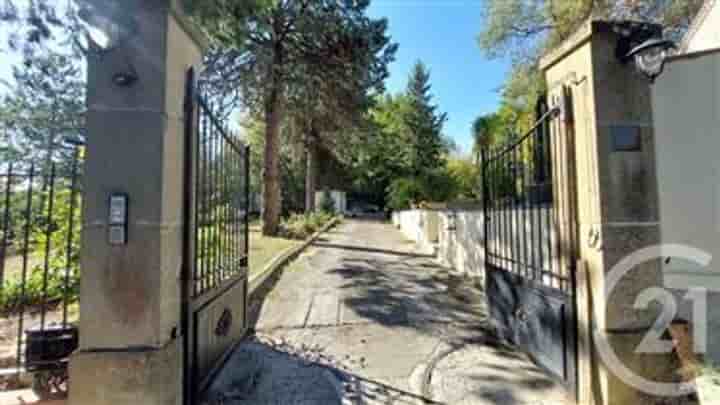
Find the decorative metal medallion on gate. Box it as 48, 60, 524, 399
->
215, 308, 233, 337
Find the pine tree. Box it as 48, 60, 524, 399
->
403, 61, 447, 177
0, 0, 86, 176
191, 1, 396, 235
0, 51, 85, 174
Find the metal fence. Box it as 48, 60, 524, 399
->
182, 68, 250, 403
481, 103, 571, 291
0, 147, 83, 395
481, 95, 579, 391
192, 94, 249, 297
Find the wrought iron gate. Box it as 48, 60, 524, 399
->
0, 144, 83, 397
182, 68, 250, 403
481, 94, 579, 397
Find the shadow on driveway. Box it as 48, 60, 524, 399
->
329, 250, 492, 346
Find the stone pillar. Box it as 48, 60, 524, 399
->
68, 1, 204, 404
540, 21, 676, 405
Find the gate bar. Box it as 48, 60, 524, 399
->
15, 165, 34, 369
39, 164, 56, 333
0, 164, 12, 288
181, 66, 197, 405
63, 150, 81, 327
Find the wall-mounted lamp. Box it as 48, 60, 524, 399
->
625, 38, 676, 83
112, 64, 139, 87
613, 21, 675, 83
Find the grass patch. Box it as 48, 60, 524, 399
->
248, 213, 336, 276
249, 222, 301, 277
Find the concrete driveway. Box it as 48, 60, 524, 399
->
204, 219, 567, 405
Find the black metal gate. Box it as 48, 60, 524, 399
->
182, 68, 250, 403
0, 144, 83, 398
481, 94, 578, 397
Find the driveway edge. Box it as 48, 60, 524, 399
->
248, 217, 341, 296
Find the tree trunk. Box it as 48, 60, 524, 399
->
305, 130, 318, 213
262, 50, 284, 236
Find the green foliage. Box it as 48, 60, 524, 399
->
279, 211, 333, 240
421, 168, 458, 203
318, 189, 336, 214
386, 168, 457, 210
0, 50, 85, 171
343, 95, 406, 208
33, 188, 81, 272
1, 187, 82, 313
347, 61, 451, 209
404, 61, 448, 176
243, 116, 265, 198
196, 212, 241, 266
471, 115, 493, 155
471, 112, 509, 158
1, 262, 79, 314
482, 159, 516, 200
446, 158, 480, 199
471, 100, 535, 156
386, 177, 423, 211
1, 181, 35, 244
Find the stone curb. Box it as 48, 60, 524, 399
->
248, 217, 341, 296
408, 341, 453, 405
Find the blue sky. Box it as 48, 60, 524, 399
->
368, 0, 511, 155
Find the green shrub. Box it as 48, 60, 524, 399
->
386, 167, 464, 210
279, 211, 334, 240
386, 177, 423, 210
1, 265, 79, 313
1, 188, 82, 314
